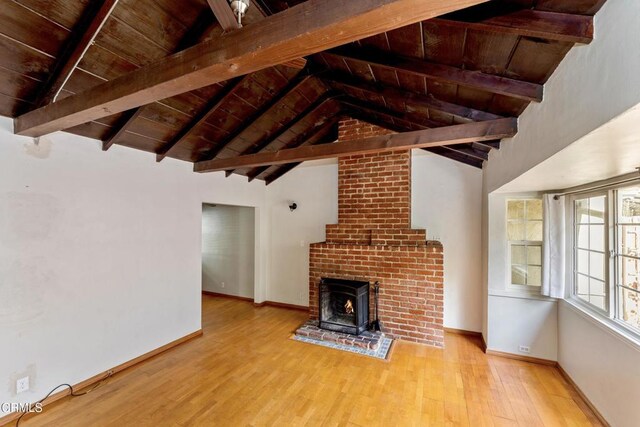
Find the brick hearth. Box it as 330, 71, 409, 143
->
307, 119, 444, 348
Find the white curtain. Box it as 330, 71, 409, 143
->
542, 194, 566, 298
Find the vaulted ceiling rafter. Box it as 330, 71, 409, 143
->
14, 0, 492, 137
194, 117, 517, 173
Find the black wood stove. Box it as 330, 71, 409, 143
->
319, 277, 369, 335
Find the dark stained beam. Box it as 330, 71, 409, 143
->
208, 0, 308, 68
346, 109, 487, 167
264, 131, 338, 184
103, 9, 216, 151
102, 108, 143, 151
156, 77, 246, 162
194, 118, 517, 172
32, 0, 119, 109
198, 73, 315, 161
340, 97, 446, 129
440, 145, 487, 161
15, 0, 491, 137
206, 0, 239, 30
246, 114, 341, 181
434, 9, 594, 44
324, 72, 502, 122
322, 47, 543, 102
427, 146, 483, 168
225, 93, 338, 176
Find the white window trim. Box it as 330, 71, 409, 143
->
506, 197, 543, 293
567, 190, 611, 317
565, 183, 640, 342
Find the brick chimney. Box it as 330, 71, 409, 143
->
308, 118, 444, 347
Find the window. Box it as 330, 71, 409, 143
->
570, 185, 640, 335
507, 199, 543, 288
616, 187, 640, 330
573, 194, 608, 311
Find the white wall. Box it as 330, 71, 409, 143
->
412, 151, 483, 332
0, 117, 268, 414
485, 193, 558, 359
559, 302, 640, 427
480, 0, 640, 422
202, 204, 255, 299
265, 160, 338, 306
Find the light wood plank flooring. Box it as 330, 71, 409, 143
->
21, 295, 602, 426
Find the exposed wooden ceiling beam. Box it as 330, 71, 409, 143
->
427, 146, 483, 167
225, 93, 337, 176
264, 131, 339, 185
207, 0, 306, 68
14, 0, 490, 137
32, 0, 119, 109
194, 118, 517, 172
156, 77, 246, 162
102, 108, 143, 151
324, 72, 502, 122
434, 9, 594, 44
197, 73, 314, 161
103, 9, 216, 151
322, 47, 543, 102
246, 113, 341, 181
347, 110, 486, 167
340, 97, 446, 129
206, 0, 240, 31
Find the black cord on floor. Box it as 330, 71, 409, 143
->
14, 371, 112, 426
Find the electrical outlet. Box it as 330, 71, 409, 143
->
518, 345, 530, 354
221, 282, 225, 288
16, 376, 29, 394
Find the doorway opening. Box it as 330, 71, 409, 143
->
201, 203, 256, 301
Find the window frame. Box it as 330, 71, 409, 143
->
612, 185, 640, 335
567, 183, 640, 338
568, 190, 611, 317
506, 197, 543, 292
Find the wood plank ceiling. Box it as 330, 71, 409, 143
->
0, 0, 605, 183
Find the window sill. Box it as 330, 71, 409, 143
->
489, 288, 558, 302
562, 298, 640, 352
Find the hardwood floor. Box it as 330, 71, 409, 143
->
21, 295, 602, 426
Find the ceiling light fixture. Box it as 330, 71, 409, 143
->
228, 0, 250, 28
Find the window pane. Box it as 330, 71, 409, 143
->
589, 295, 606, 310
507, 221, 525, 241
589, 196, 606, 224
619, 186, 640, 223
575, 198, 590, 224
511, 245, 526, 265
526, 199, 543, 220
577, 274, 589, 295
512, 265, 526, 285
528, 266, 542, 286
590, 279, 605, 297
589, 224, 605, 252
620, 225, 640, 258
526, 220, 543, 241
527, 245, 542, 266
576, 224, 589, 249
620, 287, 640, 330
577, 249, 589, 274
577, 293, 589, 304
590, 251, 605, 280
620, 255, 640, 289
508, 200, 525, 220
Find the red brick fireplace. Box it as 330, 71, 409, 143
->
308, 119, 444, 348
